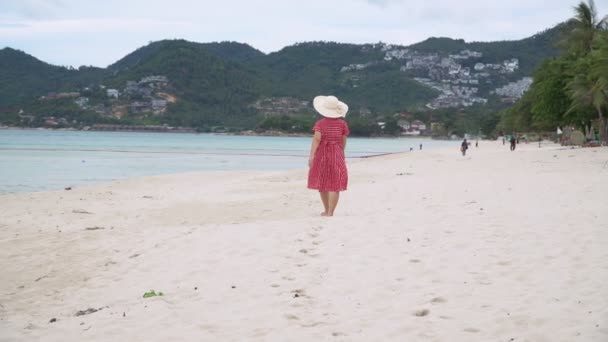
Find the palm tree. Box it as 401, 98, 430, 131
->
565, 1, 608, 142
591, 32, 608, 140
568, 73, 607, 141
591, 31, 608, 88
565, 0, 608, 56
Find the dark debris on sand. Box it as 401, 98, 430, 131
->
75, 307, 106, 317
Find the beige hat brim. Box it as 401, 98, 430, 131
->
313, 95, 348, 118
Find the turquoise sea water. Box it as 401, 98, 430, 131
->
0, 129, 452, 193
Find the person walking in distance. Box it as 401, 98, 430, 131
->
460, 138, 469, 156
510, 136, 517, 151
307, 95, 350, 217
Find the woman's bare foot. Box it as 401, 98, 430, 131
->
320, 212, 328, 216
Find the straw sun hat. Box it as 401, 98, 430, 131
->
313, 95, 348, 118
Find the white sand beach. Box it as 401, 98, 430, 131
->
1, 141, 607, 342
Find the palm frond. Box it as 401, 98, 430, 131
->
572, 0, 595, 28
599, 14, 608, 29
566, 74, 592, 115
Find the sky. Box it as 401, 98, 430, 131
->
0, 0, 597, 68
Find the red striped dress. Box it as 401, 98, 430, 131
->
307, 118, 350, 192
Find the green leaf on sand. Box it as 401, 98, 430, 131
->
143, 290, 164, 298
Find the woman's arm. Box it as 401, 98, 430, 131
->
308, 131, 322, 167
342, 135, 347, 152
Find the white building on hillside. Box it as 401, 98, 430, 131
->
107, 89, 119, 98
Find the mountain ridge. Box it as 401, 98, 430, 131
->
0, 23, 568, 135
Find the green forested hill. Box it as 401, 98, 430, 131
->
0, 48, 107, 107
199, 42, 266, 64
0, 23, 565, 133
108, 40, 265, 73
106, 40, 263, 128
258, 42, 383, 96
107, 41, 168, 73
253, 42, 437, 110
408, 23, 569, 76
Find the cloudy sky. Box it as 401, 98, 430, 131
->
0, 0, 595, 67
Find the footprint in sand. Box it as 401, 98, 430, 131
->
252, 328, 270, 338
299, 249, 319, 257
430, 297, 447, 304
463, 327, 480, 333
414, 309, 430, 317
292, 289, 307, 298
409, 259, 421, 263
300, 322, 326, 328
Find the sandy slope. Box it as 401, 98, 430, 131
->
1, 141, 607, 342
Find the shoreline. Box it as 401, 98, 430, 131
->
0, 130, 461, 195
1, 126, 454, 139
2, 142, 607, 341
0, 140, 580, 196
0, 148, 416, 196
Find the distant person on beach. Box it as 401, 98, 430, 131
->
460, 138, 468, 156
510, 136, 516, 151
419, 143, 422, 150
307, 95, 349, 217
475, 140, 478, 148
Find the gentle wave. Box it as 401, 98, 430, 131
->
0, 130, 452, 193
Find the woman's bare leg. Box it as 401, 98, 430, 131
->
327, 192, 340, 216
319, 192, 329, 216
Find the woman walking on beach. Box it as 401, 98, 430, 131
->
308, 95, 350, 217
